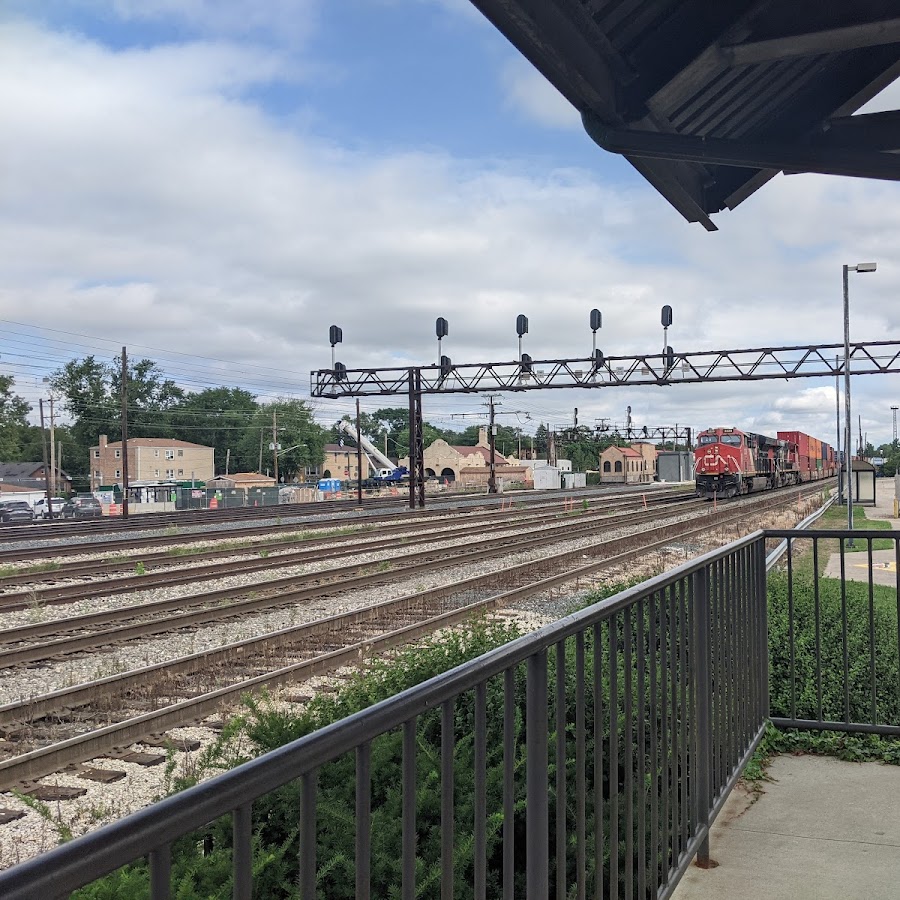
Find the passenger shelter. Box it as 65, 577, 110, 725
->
851, 459, 877, 506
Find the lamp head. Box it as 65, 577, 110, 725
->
856, 262, 877, 273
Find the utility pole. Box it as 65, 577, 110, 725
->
272, 408, 279, 486
356, 398, 363, 505
485, 395, 498, 493
121, 346, 129, 519
48, 395, 56, 496
225, 448, 231, 476
258, 428, 264, 474
39, 399, 53, 519
836, 357, 842, 502
892, 407, 898, 447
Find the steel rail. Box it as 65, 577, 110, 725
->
0, 483, 826, 790
0, 499, 704, 664
0, 485, 690, 564
0, 490, 691, 585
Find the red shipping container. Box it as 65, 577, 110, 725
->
778, 431, 810, 458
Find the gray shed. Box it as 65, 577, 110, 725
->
657, 451, 694, 483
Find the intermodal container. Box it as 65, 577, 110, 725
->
778, 431, 810, 457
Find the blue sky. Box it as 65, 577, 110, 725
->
1, 0, 899, 446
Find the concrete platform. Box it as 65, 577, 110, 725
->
824, 480, 900, 586
672, 754, 900, 900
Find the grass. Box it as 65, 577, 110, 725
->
744, 509, 900, 786
819, 502, 893, 551
0, 561, 61, 578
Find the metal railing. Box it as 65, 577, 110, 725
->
5, 525, 898, 898
767, 529, 900, 738
0, 533, 771, 900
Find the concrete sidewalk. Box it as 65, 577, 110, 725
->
672, 755, 900, 900
823, 479, 900, 586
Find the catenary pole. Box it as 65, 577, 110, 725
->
121, 347, 129, 519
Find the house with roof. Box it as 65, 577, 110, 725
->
400, 427, 531, 486
0, 462, 73, 494
600, 445, 654, 484
89, 435, 214, 490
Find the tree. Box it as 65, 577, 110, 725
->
0, 375, 31, 460
237, 400, 326, 481
50, 355, 184, 447
168, 387, 259, 474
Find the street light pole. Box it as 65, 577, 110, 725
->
843, 262, 877, 545
835, 356, 841, 501
843, 265, 853, 540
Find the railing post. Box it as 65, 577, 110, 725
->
692, 565, 713, 867
755, 537, 769, 722
526, 650, 549, 899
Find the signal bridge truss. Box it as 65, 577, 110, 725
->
311, 339, 900, 398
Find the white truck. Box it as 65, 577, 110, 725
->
336, 421, 409, 483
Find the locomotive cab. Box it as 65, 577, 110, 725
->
695, 429, 748, 499
695, 427, 790, 499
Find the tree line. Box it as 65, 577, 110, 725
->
1, 357, 693, 492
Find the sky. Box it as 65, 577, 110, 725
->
2, 0, 900, 450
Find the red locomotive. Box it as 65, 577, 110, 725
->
694, 427, 837, 499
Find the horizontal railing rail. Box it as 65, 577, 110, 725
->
0, 533, 770, 900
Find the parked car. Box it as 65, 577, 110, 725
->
61, 496, 103, 519
33, 497, 66, 519
0, 501, 35, 525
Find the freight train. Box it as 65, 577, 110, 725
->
694, 427, 837, 499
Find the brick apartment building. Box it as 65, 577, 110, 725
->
90, 435, 214, 490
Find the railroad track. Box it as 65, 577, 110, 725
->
0, 498, 703, 661
0, 482, 830, 791
0, 485, 690, 564
0, 490, 692, 583
0, 482, 676, 543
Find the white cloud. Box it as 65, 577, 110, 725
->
2, 18, 900, 445
499, 57, 581, 130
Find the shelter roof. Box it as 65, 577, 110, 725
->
470, 1, 900, 228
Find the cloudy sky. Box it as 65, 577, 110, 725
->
2, 0, 899, 448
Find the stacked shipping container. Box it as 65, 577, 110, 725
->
777, 431, 836, 480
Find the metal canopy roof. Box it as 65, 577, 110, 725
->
469, 1, 900, 229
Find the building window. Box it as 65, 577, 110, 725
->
166, 469, 175, 478
603, 461, 611, 473
177, 449, 184, 457
154, 449, 160, 458
165, 449, 175, 460
614, 461, 623, 473
93, 450, 100, 459
177, 469, 183, 476
114, 449, 121, 459
115, 469, 121, 478
94, 470, 101, 479
155, 469, 160, 477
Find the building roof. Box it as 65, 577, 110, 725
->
470, 2, 900, 229
451, 445, 510, 465
95, 438, 211, 450
603, 446, 643, 458
212, 472, 275, 483
0, 462, 71, 479
0, 482, 34, 493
